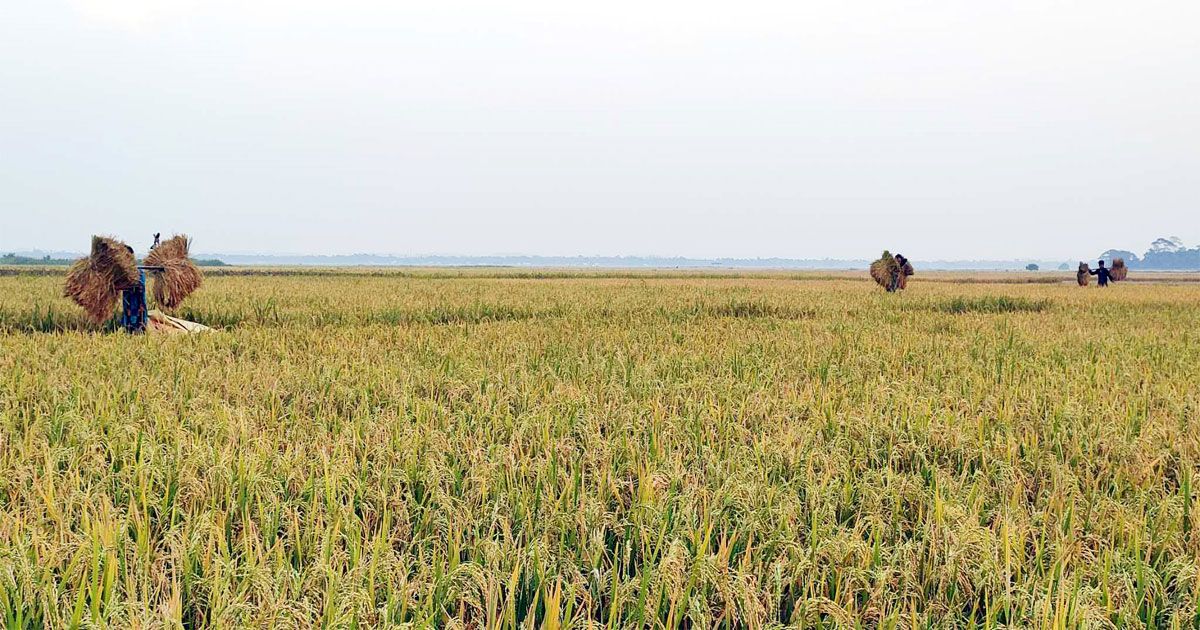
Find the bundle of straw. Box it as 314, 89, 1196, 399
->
870, 251, 900, 290
63, 236, 140, 323
1110, 258, 1127, 282
144, 234, 202, 309
1076, 262, 1090, 286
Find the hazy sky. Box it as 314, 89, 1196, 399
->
2, 1, 1197, 259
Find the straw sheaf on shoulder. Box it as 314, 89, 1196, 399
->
869, 250, 900, 289
62, 235, 139, 323
1110, 258, 1127, 281
90, 235, 140, 289
146, 234, 203, 309
144, 234, 192, 266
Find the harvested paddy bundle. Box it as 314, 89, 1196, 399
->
145, 233, 189, 263
870, 251, 900, 290
144, 235, 202, 309
1076, 262, 1090, 286
63, 236, 139, 323
149, 259, 202, 309
1110, 257, 1127, 281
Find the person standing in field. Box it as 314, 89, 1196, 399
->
1089, 260, 1114, 287
890, 254, 912, 291
120, 244, 148, 333
871, 251, 914, 292
896, 254, 913, 289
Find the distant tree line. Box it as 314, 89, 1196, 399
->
1, 253, 72, 265
2, 253, 226, 266
1100, 245, 1200, 270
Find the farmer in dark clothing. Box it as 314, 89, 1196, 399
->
889, 254, 906, 292
120, 245, 148, 333
1089, 260, 1114, 287
890, 254, 913, 291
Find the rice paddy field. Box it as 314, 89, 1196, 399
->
1, 268, 1198, 628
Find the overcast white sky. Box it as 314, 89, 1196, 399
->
2, 0, 1197, 259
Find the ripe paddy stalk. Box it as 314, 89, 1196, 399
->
0, 270, 1198, 626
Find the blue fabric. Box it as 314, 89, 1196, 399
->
121, 270, 148, 333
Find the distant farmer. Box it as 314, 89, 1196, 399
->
870, 250, 914, 292
120, 245, 148, 333
1089, 260, 1114, 287
889, 254, 905, 291
891, 254, 913, 291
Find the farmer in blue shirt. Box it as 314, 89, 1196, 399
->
120, 245, 148, 333
1089, 260, 1114, 287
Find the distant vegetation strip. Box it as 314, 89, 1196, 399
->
0, 253, 74, 265
1, 253, 226, 267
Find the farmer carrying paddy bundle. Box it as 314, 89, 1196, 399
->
1088, 259, 1115, 287
870, 251, 914, 292
64, 234, 208, 333
893, 253, 914, 290
1076, 262, 1090, 286
119, 245, 149, 333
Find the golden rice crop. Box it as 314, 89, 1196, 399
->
1, 268, 1198, 627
